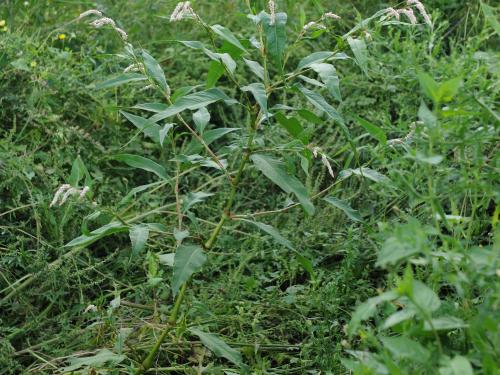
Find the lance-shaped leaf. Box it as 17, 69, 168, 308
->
241, 83, 267, 115
95, 73, 147, 89
120, 111, 161, 143
243, 58, 265, 81
114, 154, 168, 180
274, 112, 308, 144
352, 115, 386, 144
189, 328, 244, 368
210, 24, 246, 52
179, 41, 237, 74
310, 63, 342, 101
297, 51, 334, 70
172, 244, 207, 295
347, 37, 369, 75
69, 156, 90, 187
65, 222, 129, 248
323, 196, 363, 222
129, 225, 149, 257
142, 50, 169, 93
296, 84, 348, 137
242, 219, 314, 276
150, 88, 236, 123
250, 154, 314, 215
262, 12, 287, 73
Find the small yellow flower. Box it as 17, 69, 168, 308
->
58, 33, 66, 40
0, 20, 6, 27
30, 61, 37, 68
1, 27, 7, 32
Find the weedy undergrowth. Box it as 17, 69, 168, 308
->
41, 1, 438, 373
1, 0, 498, 373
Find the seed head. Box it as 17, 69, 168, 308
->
114, 27, 128, 40
385, 7, 400, 20
397, 8, 417, 25
123, 63, 143, 73
50, 184, 91, 207
268, 1, 276, 25
321, 154, 335, 178
303, 21, 326, 31
323, 12, 341, 20
50, 184, 70, 207
170, 2, 197, 22
408, 0, 432, 27
90, 17, 116, 28
79, 186, 90, 199
77, 9, 103, 20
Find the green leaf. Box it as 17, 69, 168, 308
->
243, 58, 265, 81
63, 349, 126, 372
206, 61, 225, 88
181, 191, 214, 213
193, 107, 211, 133
352, 115, 387, 144
69, 156, 90, 187
159, 124, 174, 146
297, 51, 334, 70
350, 168, 391, 184
380, 336, 430, 363
262, 12, 287, 73
65, 222, 128, 248
424, 316, 468, 331
347, 37, 368, 75
298, 109, 323, 124
348, 291, 399, 335
185, 128, 239, 155
411, 280, 441, 314
142, 50, 169, 93
310, 63, 342, 101
179, 41, 236, 74
150, 88, 236, 123
210, 24, 246, 52
438, 77, 462, 102
121, 111, 161, 143
95, 73, 147, 89
411, 151, 444, 165
381, 309, 416, 329
296, 84, 347, 136
189, 328, 244, 367
274, 112, 308, 143
10, 58, 30, 72
377, 235, 420, 267
158, 253, 175, 267
417, 72, 440, 103
323, 196, 362, 222
250, 154, 314, 215
129, 225, 149, 257
241, 219, 314, 276
481, 2, 500, 36
241, 82, 267, 115
172, 244, 207, 295
114, 154, 168, 180
133, 102, 169, 113
440, 356, 474, 375
418, 100, 437, 127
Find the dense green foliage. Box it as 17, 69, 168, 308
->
1, 0, 499, 374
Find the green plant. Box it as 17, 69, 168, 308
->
36, 1, 437, 372
1, 0, 498, 373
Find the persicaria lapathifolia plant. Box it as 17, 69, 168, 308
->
48, 1, 433, 372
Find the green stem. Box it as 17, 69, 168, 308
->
204, 130, 256, 250
134, 283, 188, 375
